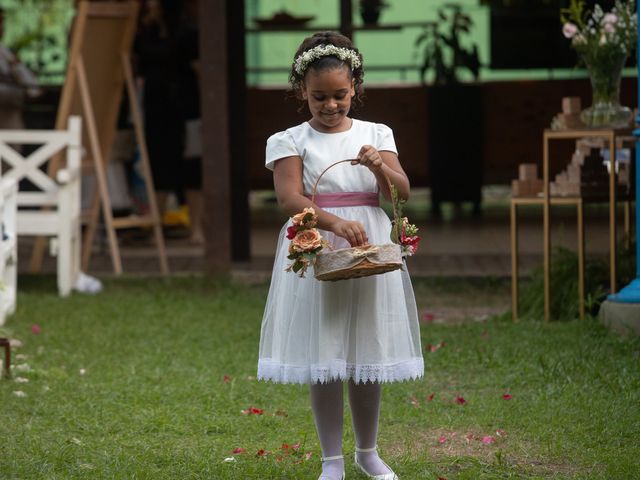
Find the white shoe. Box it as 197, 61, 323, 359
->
74, 272, 103, 294
319, 454, 345, 480
354, 446, 399, 480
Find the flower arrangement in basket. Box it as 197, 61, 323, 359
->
284, 207, 327, 276
285, 160, 421, 280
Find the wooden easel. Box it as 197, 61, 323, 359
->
32, 1, 169, 275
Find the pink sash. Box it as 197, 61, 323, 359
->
308, 192, 379, 208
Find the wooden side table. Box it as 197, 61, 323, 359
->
511, 197, 585, 322
541, 128, 630, 322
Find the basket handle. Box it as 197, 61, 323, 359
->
310, 159, 401, 229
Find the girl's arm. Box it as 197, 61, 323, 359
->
273, 155, 369, 246
356, 146, 410, 202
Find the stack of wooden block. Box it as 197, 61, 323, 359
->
549, 137, 629, 198
511, 163, 543, 197
551, 97, 584, 130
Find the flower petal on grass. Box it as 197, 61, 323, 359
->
223, 457, 236, 463
455, 395, 466, 405
410, 395, 420, 407
427, 393, 434, 402
502, 393, 513, 400
496, 429, 507, 437
422, 311, 435, 323
241, 407, 264, 415
292, 442, 301, 451
232, 447, 246, 454
481, 436, 496, 444
223, 375, 232, 383
256, 449, 267, 457
14, 377, 28, 383
12, 390, 26, 397
438, 435, 447, 444
31, 324, 41, 335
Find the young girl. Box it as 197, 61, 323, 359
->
257, 31, 424, 480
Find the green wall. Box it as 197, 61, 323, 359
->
246, 0, 634, 86
0, 0, 74, 85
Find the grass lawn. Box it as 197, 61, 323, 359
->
0, 276, 638, 479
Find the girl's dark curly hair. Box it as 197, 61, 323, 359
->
288, 31, 365, 108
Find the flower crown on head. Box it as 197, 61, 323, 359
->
293, 44, 362, 76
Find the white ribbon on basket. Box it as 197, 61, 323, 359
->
352, 246, 379, 258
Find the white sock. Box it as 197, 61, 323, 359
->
310, 380, 344, 480
348, 380, 393, 476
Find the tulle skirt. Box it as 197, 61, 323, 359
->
257, 205, 424, 384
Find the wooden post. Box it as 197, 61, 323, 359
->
340, 0, 354, 39
608, 132, 617, 294
200, 0, 232, 273
227, 0, 250, 262
510, 200, 518, 322
543, 132, 550, 323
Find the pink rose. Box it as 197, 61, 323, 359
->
562, 22, 578, 39
290, 228, 322, 252
291, 207, 317, 227
603, 22, 615, 33
603, 13, 618, 25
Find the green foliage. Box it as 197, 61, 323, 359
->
518, 238, 636, 321
0, 0, 74, 83
0, 276, 639, 478
414, 4, 481, 85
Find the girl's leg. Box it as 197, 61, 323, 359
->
348, 380, 394, 475
310, 380, 345, 479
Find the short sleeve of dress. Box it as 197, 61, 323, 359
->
375, 123, 398, 155
265, 131, 299, 171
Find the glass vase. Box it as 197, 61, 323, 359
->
580, 54, 633, 129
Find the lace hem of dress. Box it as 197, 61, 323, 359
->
257, 358, 424, 385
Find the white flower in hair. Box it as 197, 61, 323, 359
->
294, 44, 361, 75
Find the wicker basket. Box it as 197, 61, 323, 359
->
311, 159, 404, 282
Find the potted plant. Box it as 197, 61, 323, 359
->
359, 0, 389, 26
415, 4, 483, 217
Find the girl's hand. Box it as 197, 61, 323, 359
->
352, 145, 383, 173
332, 219, 368, 247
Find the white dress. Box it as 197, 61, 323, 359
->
257, 119, 424, 385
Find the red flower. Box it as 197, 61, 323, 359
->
422, 311, 435, 323
223, 375, 231, 383
281, 443, 290, 452
31, 324, 41, 335
286, 225, 298, 240
401, 233, 420, 247
427, 393, 435, 402
256, 449, 267, 457
502, 394, 513, 400
455, 396, 466, 405
232, 447, 246, 454
241, 407, 264, 415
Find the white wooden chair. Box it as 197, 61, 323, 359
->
0, 177, 17, 324
0, 116, 82, 297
